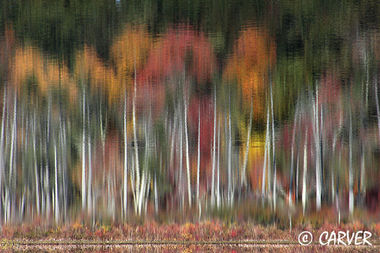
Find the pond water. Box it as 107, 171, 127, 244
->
0, 0, 379, 225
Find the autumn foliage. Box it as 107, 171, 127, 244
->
139, 26, 216, 86
224, 27, 276, 119
11, 46, 76, 99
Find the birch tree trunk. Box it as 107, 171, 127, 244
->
262, 106, 270, 197
0, 89, 6, 211
123, 94, 128, 218
360, 148, 365, 194
183, 91, 192, 208
179, 107, 184, 209
216, 118, 221, 208
54, 142, 59, 223
241, 99, 253, 187
270, 84, 276, 210
289, 106, 298, 207
81, 91, 86, 210
132, 62, 140, 214
375, 78, 380, 142
314, 89, 322, 211
349, 108, 354, 216
196, 104, 200, 206
211, 90, 216, 206
33, 112, 40, 215
227, 100, 233, 206
87, 135, 92, 214
302, 132, 308, 215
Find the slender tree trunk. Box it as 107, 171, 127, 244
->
270, 84, 276, 210
360, 147, 365, 194
211, 90, 217, 206
289, 106, 298, 206
216, 118, 221, 208
87, 135, 92, 214
365, 56, 369, 109
170, 110, 178, 170
179, 108, 184, 209
262, 106, 270, 197
0, 89, 6, 222
81, 92, 86, 210
295, 154, 299, 203
196, 103, 201, 206
302, 132, 308, 215
9, 95, 16, 184
130, 153, 136, 211
349, 108, 354, 216
132, 61, 140, 214
0, 88, 6, 208
314, 89, 322, 211
154, 173, 158, 214
33, 112, 40, 215
54, 142, 59, 223
375, 78, 380, 142
183, 91, 192, 208
227, 101, 233, 206
123, 94, 128, 218
242, 99, 253, 187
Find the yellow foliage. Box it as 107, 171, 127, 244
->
240, 132, 265, 190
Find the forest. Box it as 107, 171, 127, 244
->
0, 0, 379, 248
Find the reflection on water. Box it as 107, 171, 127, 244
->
0, 0, 379, 225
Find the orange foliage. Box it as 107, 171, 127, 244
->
111, 26, 152, 82
224, 27, 276, 119
11, 45, 76, 99
74, 46, 118, 97
75, 26, 152, 104
243, 134, 265, 191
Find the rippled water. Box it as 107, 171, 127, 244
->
0, 0, 379, 225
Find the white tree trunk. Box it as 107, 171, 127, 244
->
123, 95, 128, 218
54, 143, 59, 223
375, 78, 380, 142
241, 100, 253, 187
87, 135, 92, 214
81, 92, 86, 210
33, 113, 40, 215
262, 106, 270, 197
270, 84, 276, 210
289, 106, 299, 207
211, 91, 217, 206
349, 109, 354, 216
227, 105, 233, 206
314, 89, 322, 211
360, 149, 365, 194
183, 92, 192, 208
196, 104, 201, 206
302, 132, 308, 215
132, 65, 140, 214
216, 118, 221, 208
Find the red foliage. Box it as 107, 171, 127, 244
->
132, 81, 166, 117
138, 25, 216, 86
